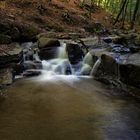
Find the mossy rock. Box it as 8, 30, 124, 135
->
0, 34, 12, 44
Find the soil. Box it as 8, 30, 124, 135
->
0, 0, 112, 35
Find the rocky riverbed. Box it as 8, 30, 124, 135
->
0, 29, 140, 98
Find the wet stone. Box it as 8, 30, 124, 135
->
111, 44, 130, 54
0, 68, 13, 85
0, 43, 22, 68
66, 43, 84, 64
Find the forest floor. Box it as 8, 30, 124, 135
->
0, 0, 114, 41
1, 0, 140, 43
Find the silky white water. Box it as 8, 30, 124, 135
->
41, 42, 98, 76
22, 41, 101, 76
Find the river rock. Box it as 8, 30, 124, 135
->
66, 43, 84, 64
93, 54, 118, 78
23, 69, 41, 77
80, 37, 99, 47
103, 37, 112, 44
38, 37, 60, 60
12, 63, 25, 75
23, 61, 42, 70
0, 43, 22, 68
38, 37, 60, 48
111, 44, 130, 53
92, 53, 140, 89
118, 53, 140, 88
0, 68, 13, 85
120, 64, 140, 88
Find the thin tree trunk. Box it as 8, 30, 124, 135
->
122, 0, 129, 28
113, 0, 128, 25
131, 0, 139, 28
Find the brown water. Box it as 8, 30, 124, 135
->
0, 75, 140, 140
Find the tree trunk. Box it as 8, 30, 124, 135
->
130, 0, 139, 29
113, 0, 128, 25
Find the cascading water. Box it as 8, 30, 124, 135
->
57, 42, 68, 59
21, 41, 101, 77
90, 58, 101, 76
41, 42, 95, 76
41, 42, 72, 75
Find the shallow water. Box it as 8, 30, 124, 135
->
0, 75, 140, 140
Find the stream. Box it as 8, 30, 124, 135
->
0, 75, 140, 140
0, 40, 140, 140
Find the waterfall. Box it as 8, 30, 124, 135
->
42, 59, 72, 75
33, 49, 40, 62
22, 43, 42, 74
90, 58, 101, 76
41, 43, 98, 76
57, 42, 68, 59
83, 52, 94, 67
80, 64, 92, 75
21, 41, 96, 76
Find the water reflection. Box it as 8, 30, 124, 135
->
0, 76, 139, 140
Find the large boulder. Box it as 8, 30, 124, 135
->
119, 53, 140, 88
120, 64, 140, 88
38, 37, 60, 49
38, 37, 60, 60
93, 54, 118, 79
66, 43, 84, 64
0, 43, 22, 68
92, 53, 140, 89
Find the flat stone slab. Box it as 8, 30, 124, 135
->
0, 43, 22, 56
0, 43, 22, 68
118, 53, 140, 66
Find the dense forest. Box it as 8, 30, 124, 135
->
0, 0, 140, 30
93, 0, 140, 28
